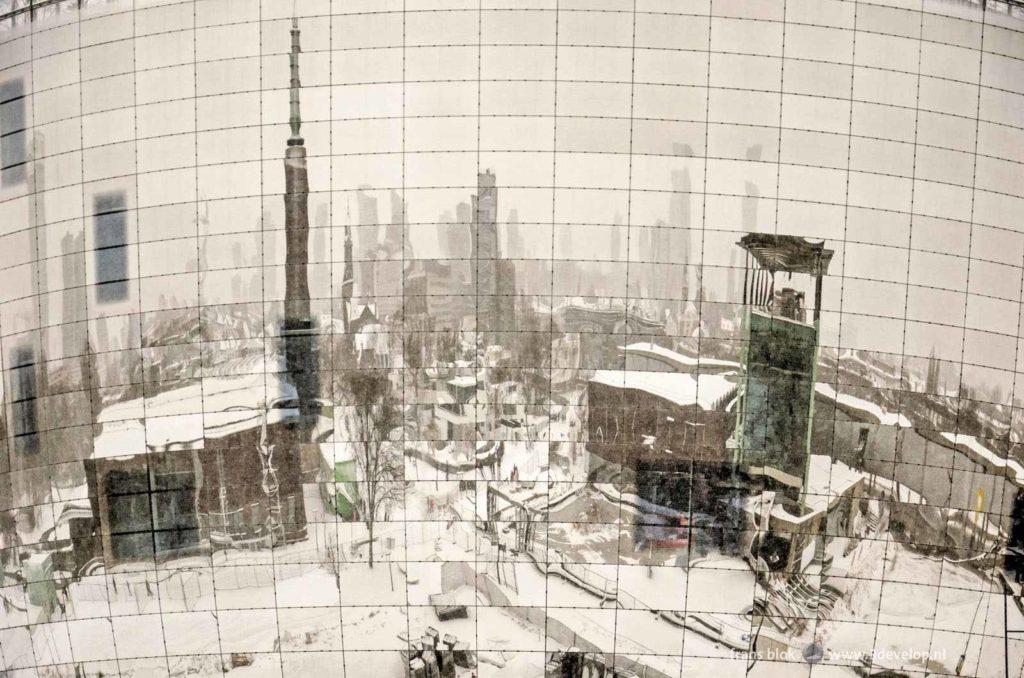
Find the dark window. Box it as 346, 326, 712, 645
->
150, 452, 199, 553
9, 346, 38, 454
94, 192, 128, 303
104, 468, 153, 562
102, 454, 199, 563
0, 79, 26, 186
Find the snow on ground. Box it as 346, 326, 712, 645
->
477, 651, 548, 677
10, 465, 1019, 678
686, 556, 758, 616
819, 537, 1024, 677
483, 545, 741, 673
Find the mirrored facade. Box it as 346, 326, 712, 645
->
1, 0, 1024, 676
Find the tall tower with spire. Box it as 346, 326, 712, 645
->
281, 17, 318, 422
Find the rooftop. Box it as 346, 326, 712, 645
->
742, 455, 866, 526
939, 431, 1024, 486
738, 233, 834, 276
621, 341, 741, 371
447, 375, 477, 389
589, 370, 736, 411
92, 371, 299, 460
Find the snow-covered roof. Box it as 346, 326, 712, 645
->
939, 432, 1024, 486
815, 382, 912, 428
589, 370, 735, 411
349, 302, 377, 321
816, 385, 1024, 488
804, 454, 864, 510
92, 372, 299, 460
748, 455, 867, 526
750, 307, 814, 329
620, 342, 741, 370
317, 404, 364, 464
447, 375, 477, 389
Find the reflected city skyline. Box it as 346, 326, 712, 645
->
1, 1, 1023, 677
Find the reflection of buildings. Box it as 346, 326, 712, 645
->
557, 299, 666, 335
351, 188, 404, 320
729, 234, 833, 505
60, 231, 87, 358
554, 299, 666, 371
814, 385, 1022, 554
718, 236, 877, 604
408, 172, 516, 333
473, 170, 499, 330
341, 220, 355, 332
586, 368, 736, 468
669, 146, 693, 299
387, 189, 406, 256
925, 349, 942, 394
355, 186, 380, 298
348, 303, 391, 368
404, 259, 474, 332
550, 334, 583, 389
635, 222, 675, 300
622, 340, 739, 374
281, 18, 317, 429
506, 208, 525, 258
83, 373, 313, 566
434, 375, 482, 441
577, 236, 872, 595
472, 170, 516, 332
452, 201, 473, 258
80, 21, 321, 567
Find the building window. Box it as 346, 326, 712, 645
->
0, 79, 27, 186
104, 468, 154, 562
101, 454, 201, 563
150, 452, 199, 554
9, 346, 38, 455
94, 192, 129, 303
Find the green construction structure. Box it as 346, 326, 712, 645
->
729, 233, 834, 505
320, 441, 361, 520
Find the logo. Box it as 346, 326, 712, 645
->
803, 643, 825, 664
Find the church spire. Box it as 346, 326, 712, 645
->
288, 17, 303, 146
341, 198, 355, 333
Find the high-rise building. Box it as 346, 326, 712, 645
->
387, 189, 405, 255
355, 185, 380, 297
472, 170, 500, 331
506, 207, 524, 259
356, 186, 379, 232
670, 143, 693, 299
453, 201, 473, 260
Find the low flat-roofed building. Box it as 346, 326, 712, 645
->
586, 369, 737, 467
84, 371, 318, 567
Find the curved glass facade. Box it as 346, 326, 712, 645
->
1, 0, 1023, 676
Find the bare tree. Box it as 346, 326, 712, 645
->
346, 370, 403, 568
